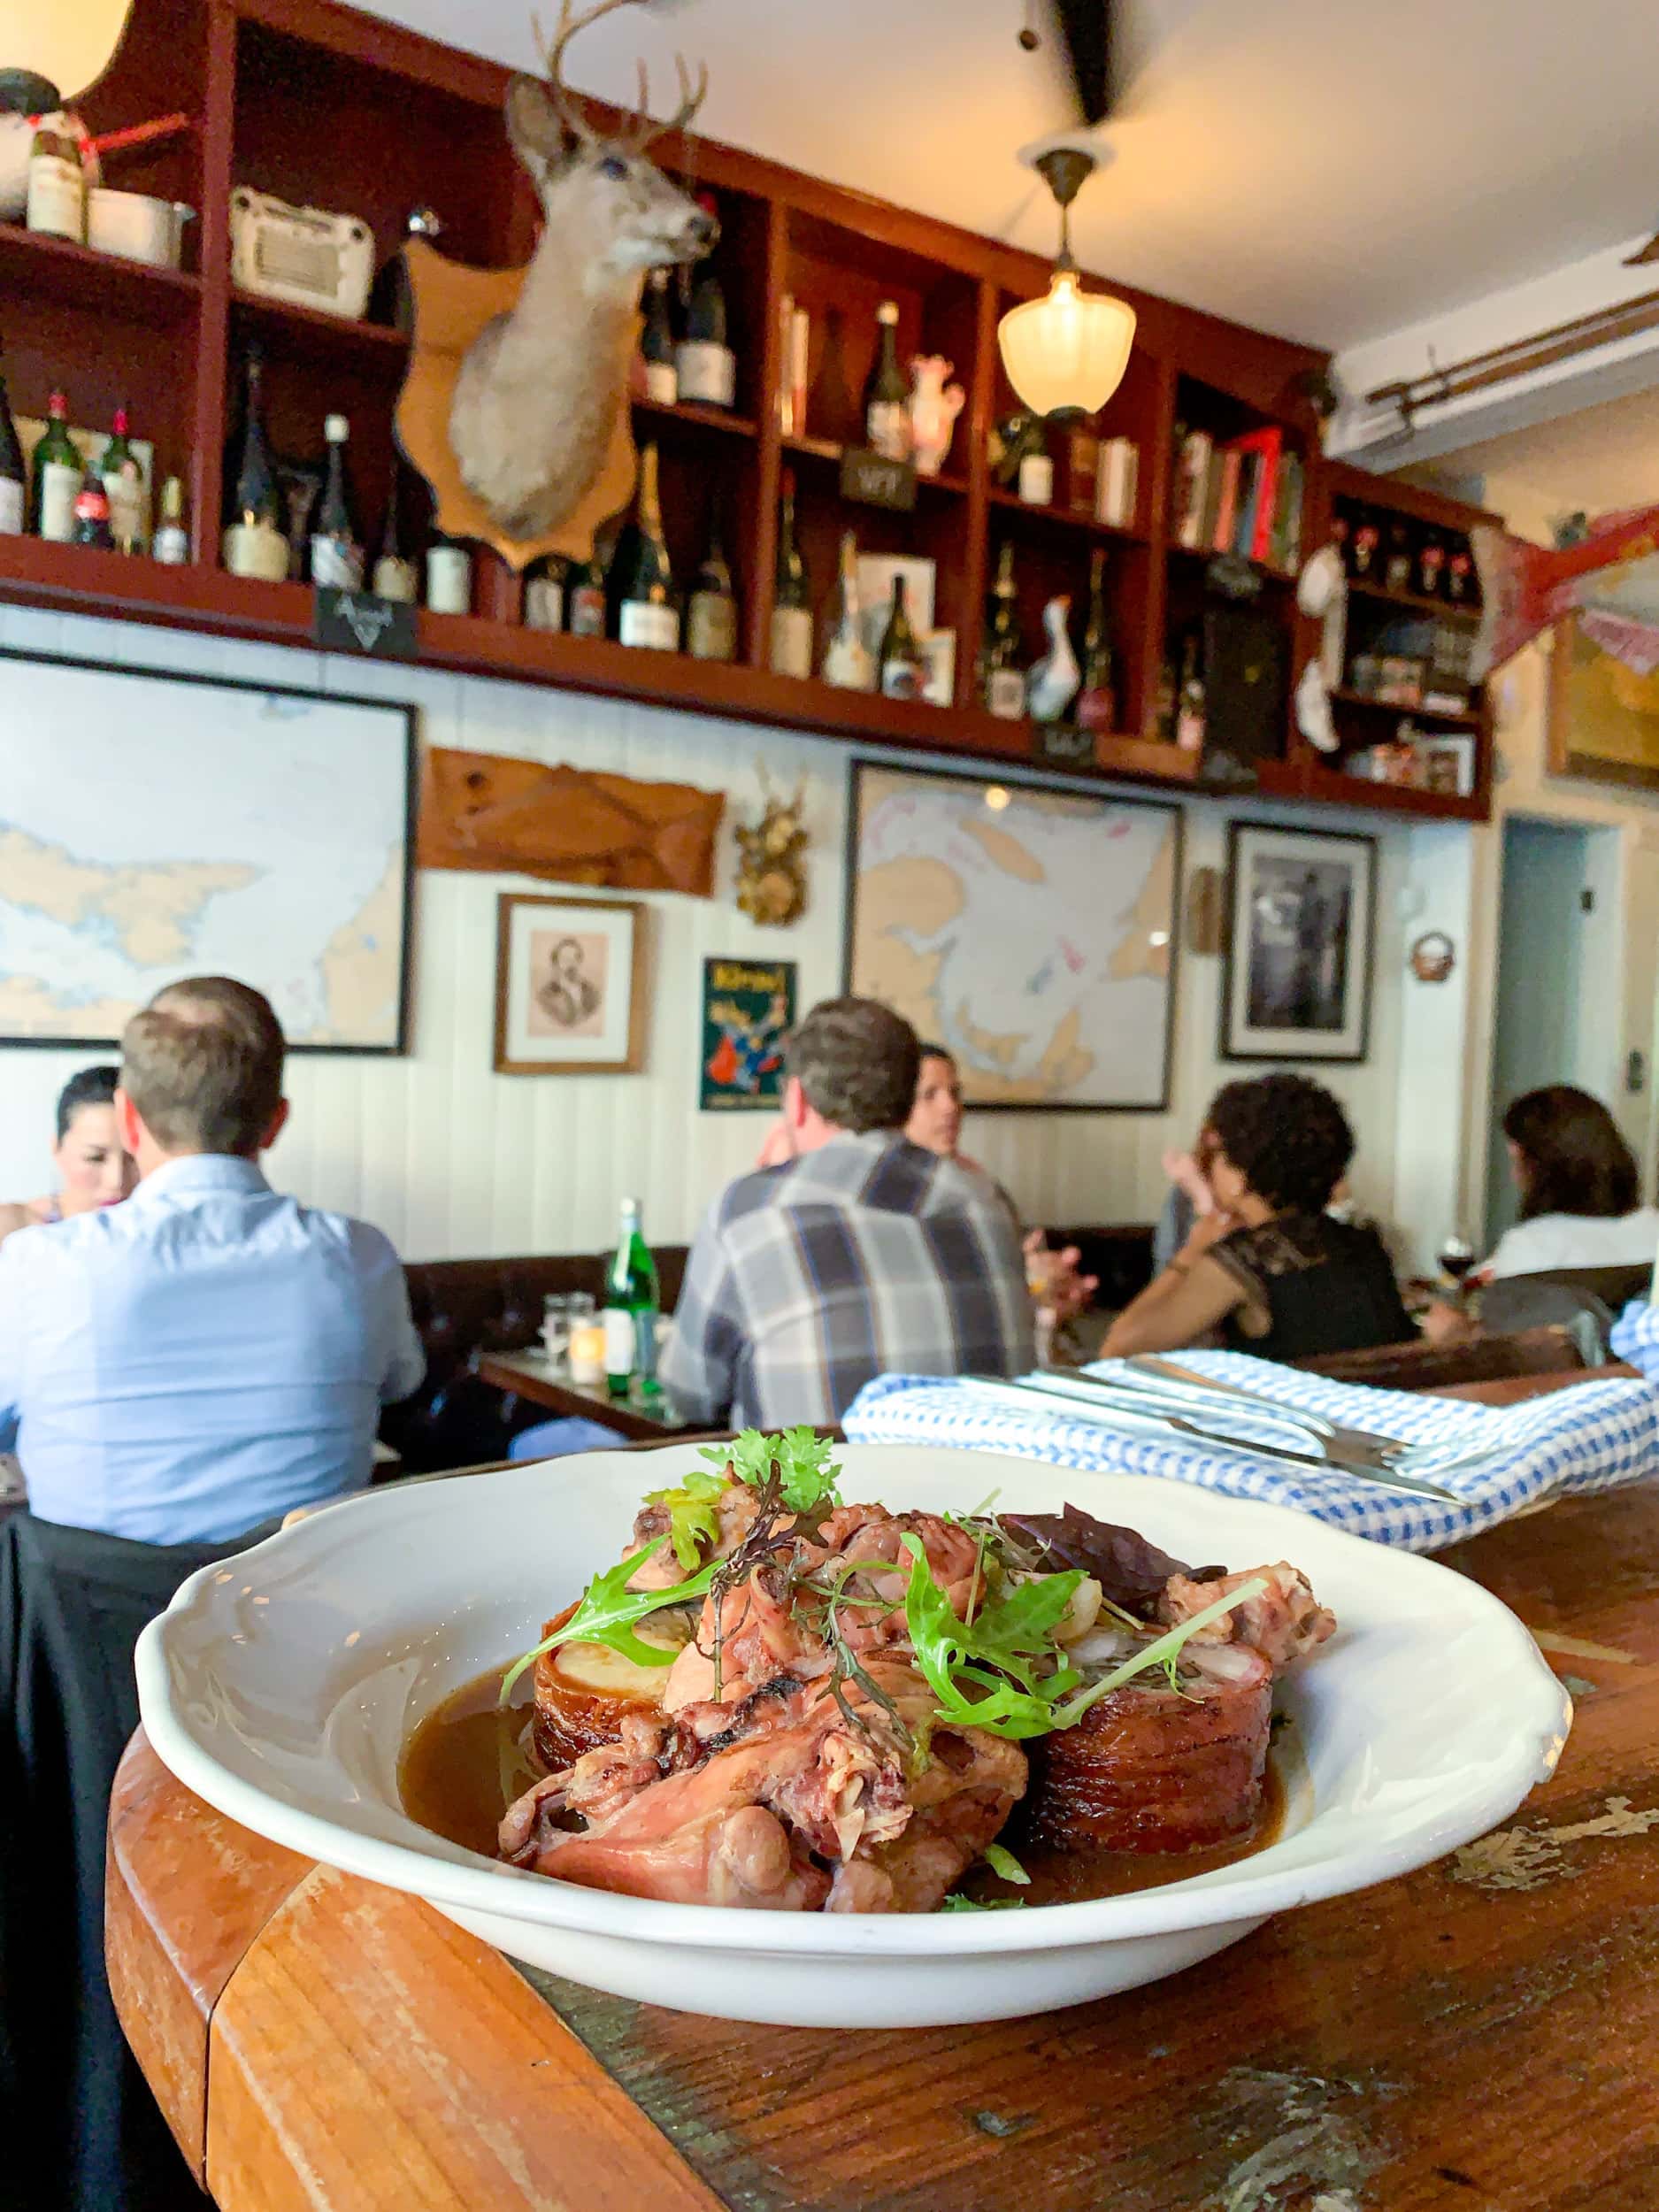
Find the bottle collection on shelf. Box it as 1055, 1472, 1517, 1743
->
1171, 420, 1304, 572
0, 346, 189, 562
1332, 502, 1480, 608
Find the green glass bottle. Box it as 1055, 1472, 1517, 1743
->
603, 1195, 660, 1398
30, 389, 81, 542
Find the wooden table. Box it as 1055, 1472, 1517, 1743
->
475, 1346, 700, 1443
109, 1370, 1659, 2211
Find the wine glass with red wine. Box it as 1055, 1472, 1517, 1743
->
1439, 1232, 1476, 1295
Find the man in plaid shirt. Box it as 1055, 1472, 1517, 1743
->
661, 998, 1033, 1427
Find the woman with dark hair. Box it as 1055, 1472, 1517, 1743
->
0, 1064, 135, 1247
1482, 1085, 1657, 1279
1101, 1071, 1411, 1362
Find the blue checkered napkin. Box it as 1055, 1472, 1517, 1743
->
1611, 1299, 1659, 1376
841, 1348, 1659, 1553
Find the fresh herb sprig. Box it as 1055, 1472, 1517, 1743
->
902, 1537, 1266, 1741
644, 1468, 729, 1571
706, 1425, 843, 1511
499, 1538, 718, 1705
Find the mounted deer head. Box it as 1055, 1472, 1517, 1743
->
449, 0, 714, 541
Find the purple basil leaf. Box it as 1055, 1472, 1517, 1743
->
999, 1505, 1221, 1620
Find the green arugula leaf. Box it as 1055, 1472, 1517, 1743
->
1048, 1576, 1269, 1729
499, 1538, 719, 1706
938, 1893, 1028, 1912
699, 1427, 842, 1512
644, 1468, 729, 1571
982, 1842, 1030, 1886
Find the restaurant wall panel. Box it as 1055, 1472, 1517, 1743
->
0, 602, 1424, 1260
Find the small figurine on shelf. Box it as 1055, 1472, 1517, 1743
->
1026, 595, 1080, 724
987, 408, 1045, 488
907, 357, 964, 478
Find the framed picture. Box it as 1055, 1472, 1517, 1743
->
1547, 611, 1659, 791
700, 956, 796, 1111
844, 761, 1181, 1110
1222, 821, 1374, 1063
0, 648, 414, 1052
493, 894, 648, 1075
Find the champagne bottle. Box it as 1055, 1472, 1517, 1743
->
70, 456, 113, 549
863, 299, 909, 460
222, 349, 288, 581
30, 390, 81, 543
878, 575, 924, 700
978, 541, 1025, 719
566, 552, 607, 636
100, 406, 143, 555
372, 464, 418, 602
609, 441, 680, 649
1074, 549, 1117, 736
641, 270, 678, 405
686, 503, 738, 662
676, 210, 735, 407
310, 414, 363, 588
603, 1195, 660, 1398
0, 345, 27, 536
768, 468, 813, 679
821, 529, 873, 689
151, 475, 189, 565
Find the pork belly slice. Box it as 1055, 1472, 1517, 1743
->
1158, 1563, 1336, 1670
1024, 1677, 1272, 1854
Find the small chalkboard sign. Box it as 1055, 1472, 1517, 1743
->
313, 588, 419, 660
838, 449, 917, 511
1031, 719, 1094, 771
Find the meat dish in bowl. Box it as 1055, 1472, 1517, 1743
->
135, 1437, 1571, 2027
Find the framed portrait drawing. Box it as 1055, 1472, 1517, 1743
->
1547, 611, 1659, 791
1222, 822, 1375, 1063
844, 761, 1181, 1110
493, 894, 648, 1075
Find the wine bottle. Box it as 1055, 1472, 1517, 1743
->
676, 209, 734, 407
151, 476, 189, 565
524, 556, 565, 632
686, 503, 738, 662
609, 441, 680, 649
566, 552, 607, 636
769, 468, 813, 679
863, 299, 910, 461
0, 345, 27, 536
978, 542, 1025, 719
603, 1195, 660, 1399
368, 205, 444, 333
372, 464, 418, 602
641, 270, 678, 405
222, 349, 288, 581
1074, 549, 1117, 736
30, 390, 81, 544
877, 575, 924, 699
310, 414, 363, 588
100, 406, 143, 555
1174, 631, 1205, 751
70, 457, 113, 549
821, 529, 873, 689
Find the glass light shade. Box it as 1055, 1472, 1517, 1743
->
998, 270, 1137, 419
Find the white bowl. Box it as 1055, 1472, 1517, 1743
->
136, 1444, 1570, 2029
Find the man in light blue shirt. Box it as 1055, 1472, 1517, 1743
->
0, 976, 424, 1544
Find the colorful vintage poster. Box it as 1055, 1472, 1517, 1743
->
700, 956, 795, 1111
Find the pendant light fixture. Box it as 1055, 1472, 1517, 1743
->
997, 145, 1136, 420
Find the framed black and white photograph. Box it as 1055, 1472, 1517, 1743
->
493, 893, 648, 1076
1222, 822, 1375, 1063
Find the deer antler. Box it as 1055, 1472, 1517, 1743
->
626, 50, 710, 151
533, 0, 646, 149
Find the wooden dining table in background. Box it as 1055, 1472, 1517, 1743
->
474, 1345, 701, 1443
108, 1370, 1659, 2211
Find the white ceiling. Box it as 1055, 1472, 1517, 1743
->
1433, 384, 1659, 511
357, 0, 1659, 349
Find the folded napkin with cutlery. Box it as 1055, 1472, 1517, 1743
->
842, 1350, 1659, 1552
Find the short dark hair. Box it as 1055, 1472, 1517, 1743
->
917, 1042, 957, 1068
1502, 1085, 1639, 1221
120, 976, 287, 1157
786, 996, 920, 1133
1207, 1072, 1355, 1214
55, 1064, 119, 1142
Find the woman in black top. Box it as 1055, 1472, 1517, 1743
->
1101, 1073, 1412, 1363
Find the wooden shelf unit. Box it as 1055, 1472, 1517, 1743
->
0, 0, 1494, 816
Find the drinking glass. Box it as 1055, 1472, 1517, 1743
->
566, 1292, 605, 1387
1439, 1232, 1476, 1291
541, 1294, 572, 1371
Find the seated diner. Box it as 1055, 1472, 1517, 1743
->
0, 1064, 134, 1247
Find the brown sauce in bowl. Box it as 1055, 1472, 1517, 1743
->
400, 1666, 1286, 1901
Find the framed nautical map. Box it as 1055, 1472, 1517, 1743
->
844, 762, 1181, 1111
0, 650, 415, 1053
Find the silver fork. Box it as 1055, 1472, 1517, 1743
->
1118, 1354, 1417, 1465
